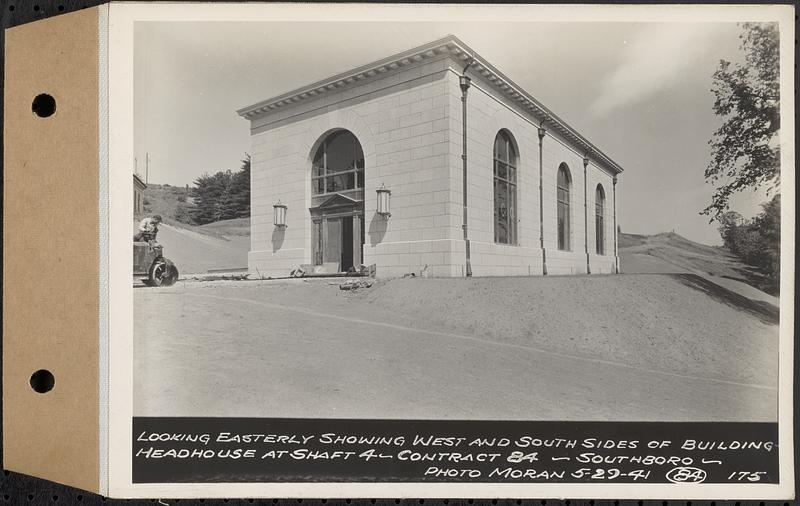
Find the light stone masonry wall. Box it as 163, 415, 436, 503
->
587, 163, 618, 274
245, 52, 620, 278
451, 68, 543, 277
248, 55, 462, 278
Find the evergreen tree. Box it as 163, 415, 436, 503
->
189, 153, 251, 224
231, 154, 251, 218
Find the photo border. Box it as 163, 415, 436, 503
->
106, 2, 796, 499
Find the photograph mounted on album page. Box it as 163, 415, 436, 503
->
2, 1, 795, 499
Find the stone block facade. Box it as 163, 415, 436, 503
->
239, 36, 621, 278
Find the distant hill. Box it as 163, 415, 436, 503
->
619, 231, 777, 303
139, 183, 194, 225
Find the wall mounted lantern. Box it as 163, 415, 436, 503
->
273, 200, 287, 228
376, 184, 391, 218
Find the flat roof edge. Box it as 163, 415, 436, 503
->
238, 34, 624, 175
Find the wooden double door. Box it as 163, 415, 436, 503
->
312, 212, 364, 272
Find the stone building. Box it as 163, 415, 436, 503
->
237, 35, 622, 278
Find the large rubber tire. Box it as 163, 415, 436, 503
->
148, 259, 173, 287
162, 263, 179, 287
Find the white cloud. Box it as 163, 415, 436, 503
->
590, 23, 726, 117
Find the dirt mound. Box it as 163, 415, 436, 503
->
618, 232, 648, 248
619, 231, 773, 304
352, 274, 778, 387
652, 231, 727, 258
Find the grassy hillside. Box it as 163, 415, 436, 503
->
619, 231, 776, 301
139, 183, 194, 224
136, 184, 250, 273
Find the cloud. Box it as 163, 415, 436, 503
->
590, 24, 726, 117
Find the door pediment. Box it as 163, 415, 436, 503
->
310, 193, 363, 215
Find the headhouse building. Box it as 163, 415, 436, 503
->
237, 35, 622, 278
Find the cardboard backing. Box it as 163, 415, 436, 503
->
3, 6, 101, 494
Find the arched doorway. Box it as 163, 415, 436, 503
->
309, 130, 365, 273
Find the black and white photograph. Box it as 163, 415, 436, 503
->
116, 3, 793, 497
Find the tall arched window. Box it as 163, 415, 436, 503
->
493, 130, 518, 244
557, 163, 571, 251
595, 184, 606, 255
311, 130, 364, 196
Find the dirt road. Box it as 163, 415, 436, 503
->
133, 276, 777, 421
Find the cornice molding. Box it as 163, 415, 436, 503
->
237, 35, 623, 175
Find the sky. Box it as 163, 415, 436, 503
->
133, 20, 774, 246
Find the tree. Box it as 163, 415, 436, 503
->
716, 210, 743, 252
230, 154, 251, 218
752, 194, 781, 289
190, 171, 231, 224
703, 22, 780, 220
714, 194, 780, 295
189, 154, 251, 224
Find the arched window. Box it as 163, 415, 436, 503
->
493, 130, 518, 244
595, 184, 606, 255
557, 163, 571, 251
311, 130, 364, 195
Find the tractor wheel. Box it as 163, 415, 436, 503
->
162, 263, 179, 287
147, 259, 175, 287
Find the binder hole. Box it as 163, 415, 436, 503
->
58, 5, 64, 11
31, 94, 56, 118
33, 5, 40, 12
29, 369, 55, 393
8, 5, 14, 11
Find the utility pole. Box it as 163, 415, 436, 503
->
145, 152, 150, 184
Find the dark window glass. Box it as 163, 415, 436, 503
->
311, 130, 365, 195
325, 131, 356, 173
595, 184, 605, 255
495, 159, 508, 180
312, 148, 324, 177
494, 134, 508, 164
327, 173, 355, 193
493, 130, 518, 244
557, 164, 571, 251
494, 179, 509, 244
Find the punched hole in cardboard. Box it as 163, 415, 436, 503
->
31, 94, 56, 118
29, 369, 55, 393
